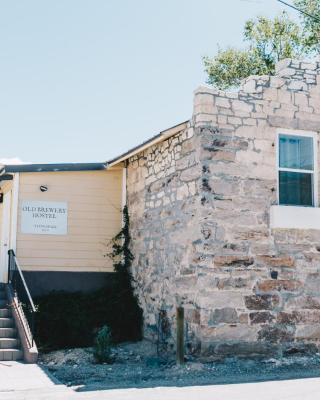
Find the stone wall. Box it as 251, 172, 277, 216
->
127, 59, 320, 358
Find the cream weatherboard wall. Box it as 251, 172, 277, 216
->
15, 169, 123, 273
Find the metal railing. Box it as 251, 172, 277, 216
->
7, 249, 36, 348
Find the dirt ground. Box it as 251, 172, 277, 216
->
39, 340, 320, 392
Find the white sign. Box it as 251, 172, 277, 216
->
21, 201, 68, 235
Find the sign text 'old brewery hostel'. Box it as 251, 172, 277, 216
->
21, 201, 68, 235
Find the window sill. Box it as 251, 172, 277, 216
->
270, 205, 320, 230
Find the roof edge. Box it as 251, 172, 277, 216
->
107, 120, 189, 167
4, 162, 107, 173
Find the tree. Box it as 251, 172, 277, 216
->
203, 48, 268, 90
293, 0, 320, 53
204, 12, 305, 89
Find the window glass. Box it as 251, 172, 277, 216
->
279, 171, 313, 206
279, 135, 313, 170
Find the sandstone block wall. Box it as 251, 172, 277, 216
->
127, 59, 320, 358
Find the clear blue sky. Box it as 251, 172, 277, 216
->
0, 0, 296, 163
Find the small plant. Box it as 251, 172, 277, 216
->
93, 325, 113, 363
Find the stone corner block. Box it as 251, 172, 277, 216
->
275, 58, 292, 74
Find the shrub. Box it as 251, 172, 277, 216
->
93, 325, 113, 363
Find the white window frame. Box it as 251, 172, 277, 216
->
276, 128, 318, 207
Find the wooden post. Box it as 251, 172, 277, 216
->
176, 306, 184, 365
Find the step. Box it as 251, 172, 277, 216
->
0, 317, 13, 328
0, 290, 6, 300
0, 299, 8, 308
0, 348, 23, 361
0, 327, 16, 338
0, 308, 11, 318
0, 337, 20, 349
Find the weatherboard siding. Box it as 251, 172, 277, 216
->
16, 170, 123, 272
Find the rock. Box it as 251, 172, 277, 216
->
245, 295, 280, 310
214, 255, 254, 267
208, 308, 238, 326
256, 255, 295, 268
249, 312, 275, 324
258, 325, 295, 343
256, 279, 301, 292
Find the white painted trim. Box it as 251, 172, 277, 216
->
270, 205, 320, 230
121, 168, 127, 228
10, 173, 19, 253
122, 168, 127, 210
0, 190, 12, 282
276, 129, 318, 207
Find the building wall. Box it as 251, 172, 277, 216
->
127, 124, 201, 344
15, 169, 123, 293
127, 59, 320, 357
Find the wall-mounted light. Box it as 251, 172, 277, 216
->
40, 185, 48, 192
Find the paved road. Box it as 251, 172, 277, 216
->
1, 362, 320, 399
75, 378, 320, 400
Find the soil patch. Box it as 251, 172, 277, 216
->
39, 340, 320, 392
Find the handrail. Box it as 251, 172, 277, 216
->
12, 256, 36, 312
7, 249, 36, 348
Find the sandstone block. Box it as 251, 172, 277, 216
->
244, 294, 280, 310
258, 324, 295, 343
208, 307, 238, 326
294, 92, 309, 108
199, 291, 244, 309
256, 279, 301, 292
194, 93, 214, 107
263, 88, 278, 101
232, 100, 253, 113
216, 97, 230, 108
186, 308, 200, 325
301, 62, 316, 70
270, 77, 285, 88
213, 324, 258, 341
180, 165, 199, 182
176, 185, 189, 200
211, 342, 278, 358
268, 115, 299, 129
296, 324, 320, 340
242, 79, 257, 93
214, 255, 254, 268
176, 153, 196, 170
181, 139, 194, 155
305, 274, 320, 295
275, 58, 292, 73
288, 80, 308, 91
277, 67, 296, 77
228, 116, 242, 125
256, 255, 294, 268
249, 311, 275, 324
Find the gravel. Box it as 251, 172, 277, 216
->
39, 341, 320, 392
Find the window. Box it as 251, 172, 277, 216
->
278, 132, 317, 207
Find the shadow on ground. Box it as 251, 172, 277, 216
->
38, 341, 320, 392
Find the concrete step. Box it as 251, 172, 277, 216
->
0, 317, 13, 328
0, 337, 20, 349
0, 348, 23, 361
0, 308, 11, 317
0, 299, 8, 308
0, 327, 16, 338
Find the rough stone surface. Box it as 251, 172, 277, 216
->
126, 59, 320, 357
